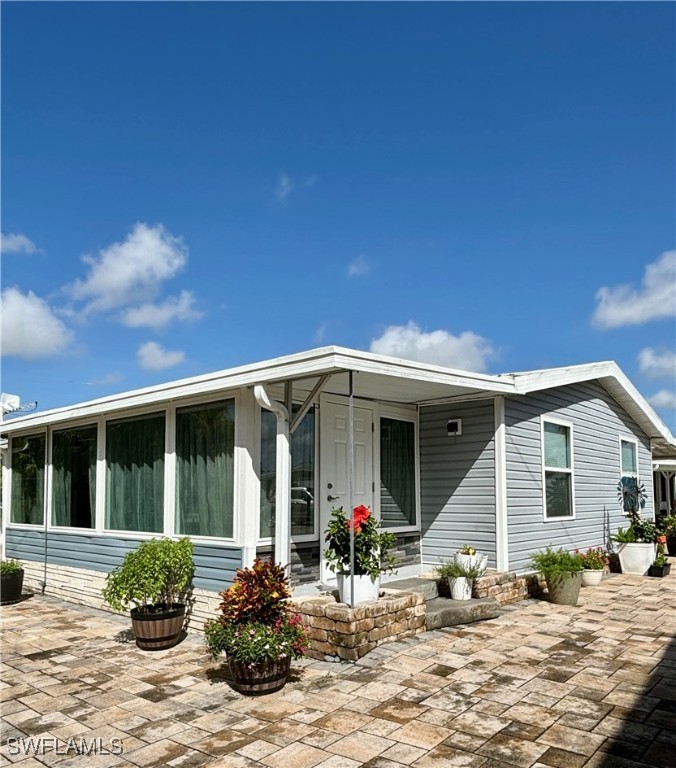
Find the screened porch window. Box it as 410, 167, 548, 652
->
543, 421, 574, 519
52, 425, 97, 528
105, 413, 165, 533
620, 439, 638, 479
260, 407, 315, 538
176, 399, 235, 538
380, 417, 416, 528
10, 434, 46, 525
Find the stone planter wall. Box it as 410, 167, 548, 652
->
472, 570, 546, 605
289, 590, 425, 662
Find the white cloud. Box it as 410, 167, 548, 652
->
347, 255, 371, 278
315, 321, 328, 343
68, 223, 188, 315
137, 341, 185, 371
592, 250, 676, 328
275, 174, 294, 201
648, 389, 676, 409
120, 290, 202, 330
90, 372, 124, 387
638, 348, 676, 379
1, 233, 41, 255
369, 321, 495, 372
0, 287, 73, 358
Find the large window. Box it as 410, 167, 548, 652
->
260, 407, 315, 538
105, 413, 165, 533
620, 438, 638, 479
10, 434, 46, 524
176, 399, 235, 538
52, 425, 97, 528
542, 420, 574, 519
380, 417, 416, 528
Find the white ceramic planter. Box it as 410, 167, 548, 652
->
450, 576, 472, 600
617, 543, 656, 576
454, 552, 487, 572
581, 570, 604, 587
337, 573, 380, 604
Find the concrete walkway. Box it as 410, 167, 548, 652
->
1, 569, 675, 768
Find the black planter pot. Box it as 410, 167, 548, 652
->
648, 564, 671, 578
666, 536, 676, 557
0, 570, 24, 605
228, 656, 291, 696
130, 603, 186, 650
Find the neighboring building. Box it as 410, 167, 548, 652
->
1, 346, 673, 625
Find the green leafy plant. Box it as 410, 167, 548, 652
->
615, 477, 657, 544
457, 544, 477, 556
659, 515, 676, 536
576, 547, 608, 571
611, 526, 636, 544
204, 558, 307, 664
0, 559, 23, 575
324, 505, 396, 581
436, 558, 487, 581
102, 537, 194, 614
530, 546, 584, 574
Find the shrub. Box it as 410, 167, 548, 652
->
530, 546, 584, 574
436, 559, 486, 581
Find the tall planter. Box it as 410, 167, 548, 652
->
337, 573, 380, 604
454, 552, 487, 572
544, 572, 582, 606
0, 570, 24, 605
617, 543, 655, 575
130, 604, 186, 651
228, 656, 291, 696
449, 576, 472, 601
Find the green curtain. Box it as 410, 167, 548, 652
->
52, 426, 97, 528
380, 417, 416, 528
176, 400, 234, 538
11, 434, 46, 524
106, 414, 165, 532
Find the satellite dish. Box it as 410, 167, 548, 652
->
0, 393, 37, 418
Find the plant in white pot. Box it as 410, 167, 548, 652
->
612, 477, 656, 575
436, 558, 487, 601
577, 546, 608, 587
324, 505, 396, 604
454, 544, 487, 573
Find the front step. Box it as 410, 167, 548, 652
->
384, 576, 501, 630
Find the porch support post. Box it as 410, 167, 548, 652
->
253, 384, 291, 571
348, 371, 355, 609
494, 395, 509, 572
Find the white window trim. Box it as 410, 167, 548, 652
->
619, 435, 639, 482
541, 416, 576, 522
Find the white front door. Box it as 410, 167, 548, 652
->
319, 398, 374, 583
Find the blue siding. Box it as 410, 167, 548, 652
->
4, 529, 243, 591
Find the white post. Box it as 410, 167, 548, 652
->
348, 372, 355, 609
494, 396, 509, 572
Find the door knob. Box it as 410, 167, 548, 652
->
327, 494, 340, 502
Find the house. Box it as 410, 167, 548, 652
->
2, 346, 674, 625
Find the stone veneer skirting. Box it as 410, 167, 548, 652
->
472, 570, 546, 605
288, 590, 426, 662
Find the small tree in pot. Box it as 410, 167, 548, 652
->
0, 559, 25, 605
530, 546, 584, 605
102, 537, 194, 650
613, 477, 656, 575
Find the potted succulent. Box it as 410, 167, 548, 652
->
204, 559, 307, 696
577, 546, 608, 587
436, 558, 487, 601
324, 505, 396, 604
454, 544, 487, 573
530, 546, 584, 605
102, 537, 194, 650
648, 537, 671, 578
612, 477, 656, 575
0, 559, 25, 605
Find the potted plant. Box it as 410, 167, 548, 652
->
454, 544, 487, 573
612, 477, 656, 575
324, 505, 396, 604
102, 537, 194, 651
0, 559, 24, 605
204, 558, 307, 696
436, 558, 487, 601
648, 536, 671, 578
530, 546, 584, 606
660, 516, 676, 556
577, 546, 608, 587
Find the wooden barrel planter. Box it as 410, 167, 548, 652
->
228, 656, 291, 696
131, 604, 186, 651
0, 570, 24, 606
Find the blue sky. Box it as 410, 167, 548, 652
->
2, 2, 675, 429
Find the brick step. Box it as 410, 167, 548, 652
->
424, 596, 501, 631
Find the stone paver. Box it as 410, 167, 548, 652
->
1, 566, 675, 767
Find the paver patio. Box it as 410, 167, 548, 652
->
1, 569, 674, 768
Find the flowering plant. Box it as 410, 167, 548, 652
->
457, 545, 477, 556
653, 535, 669, 567
576, 546, 608, 571
324, 505, 396, 581
204, 558, 307, 664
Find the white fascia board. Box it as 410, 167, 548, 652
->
0, 345, 513, 434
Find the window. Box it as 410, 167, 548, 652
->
10, 434, 46, 524
620, 438, 638, 479
380, 417, 416, 528
542, 420, 574, 519
105, 413, 165, 533
176, 399, 235, 538
260, 407, 315, 538
52, 425, 97, 528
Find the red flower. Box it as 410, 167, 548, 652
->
345, 504, 371, 533
657, 535, 667, 545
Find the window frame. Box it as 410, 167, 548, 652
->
540, 416, 576, 522
50, 422, 98, 532
7, 431, 47, 528
619, 435, 639, 482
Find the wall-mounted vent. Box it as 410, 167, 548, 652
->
447, 418, 463, 437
